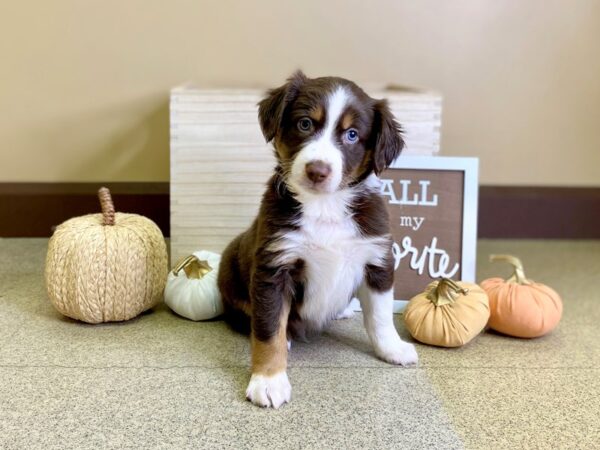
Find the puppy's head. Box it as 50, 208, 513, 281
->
258, 71, 404, 195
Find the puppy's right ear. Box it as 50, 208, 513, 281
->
258, 70, 307, 142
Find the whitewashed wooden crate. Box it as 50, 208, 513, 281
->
170, 85, 442, 261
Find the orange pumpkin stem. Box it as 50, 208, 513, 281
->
428, 278, 469, 306
489, 254, 531, 285
98, 187, 116, 226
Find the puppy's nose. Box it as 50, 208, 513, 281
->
305, 160, 332, 183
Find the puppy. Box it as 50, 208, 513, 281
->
217, 71, 418, 409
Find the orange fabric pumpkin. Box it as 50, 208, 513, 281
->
404, 278, 490, 347
481, 254, 562, 338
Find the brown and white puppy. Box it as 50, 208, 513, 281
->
217, 71, 418, 409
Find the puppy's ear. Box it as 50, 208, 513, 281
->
371, 100, 405, 175
258, 70, 307, 142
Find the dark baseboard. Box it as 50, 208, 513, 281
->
0, 183, 170, 238
478, 186, 600, 239
1, 183, 599, 239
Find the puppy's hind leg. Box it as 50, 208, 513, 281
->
218, 235, 252, 334
334, 302, 356, 320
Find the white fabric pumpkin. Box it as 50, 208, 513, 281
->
164, 250, 223, 321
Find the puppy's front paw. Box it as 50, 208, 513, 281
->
376, 341, 419, 367
245, 372, 291, 409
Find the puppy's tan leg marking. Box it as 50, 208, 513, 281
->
251, 318, 288, 376
246, 301, 292, 409
234, 298, 252, 317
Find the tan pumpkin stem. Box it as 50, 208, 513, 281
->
428, 278, 469, 306
98, 187, 115, 226
172, 254, 212, 279
489, 254, 531, 285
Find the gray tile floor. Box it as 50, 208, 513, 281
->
1, 238, 598, 449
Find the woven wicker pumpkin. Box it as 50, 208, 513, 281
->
45, 187, 168, 323
481, 254, 563, 338
403, 278, 490, 347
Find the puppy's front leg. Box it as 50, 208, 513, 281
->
358, 264, 418, 366
245, 268, 292, 409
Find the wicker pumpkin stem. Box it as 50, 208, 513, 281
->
428, 278, 470, 306
489, 254, 531, 285
98, 187, 115, 226
172, 254, 212, 279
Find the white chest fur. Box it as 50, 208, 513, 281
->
269, 189, 390, 330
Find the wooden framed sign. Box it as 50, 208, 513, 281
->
350, 156, 479, 313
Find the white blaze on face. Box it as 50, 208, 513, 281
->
289, 87, 349, 195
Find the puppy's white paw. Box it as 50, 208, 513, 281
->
376, 341, 419, 367
245, 372, 291, 409
334, 304, 355, 320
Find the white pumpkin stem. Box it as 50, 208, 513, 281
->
98, 187, 115, 226
428, 278, 469, 306
489, 254, 531, 285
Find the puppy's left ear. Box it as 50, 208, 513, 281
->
258, 70, 307, 142
371, 100, 405, 175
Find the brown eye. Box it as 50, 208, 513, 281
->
297, 117, 313, 132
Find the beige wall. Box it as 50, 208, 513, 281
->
1, 0, 599, 186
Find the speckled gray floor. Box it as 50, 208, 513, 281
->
0, 238, 598, 449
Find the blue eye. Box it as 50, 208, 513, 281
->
345, 128, 359, 144
298, 117, 313, 132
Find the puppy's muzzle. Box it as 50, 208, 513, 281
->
305, 160, 332, 184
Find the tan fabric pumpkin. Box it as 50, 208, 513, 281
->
481, 254, 562, 338
404, 278, 490, 347
45, 188, 168, 324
